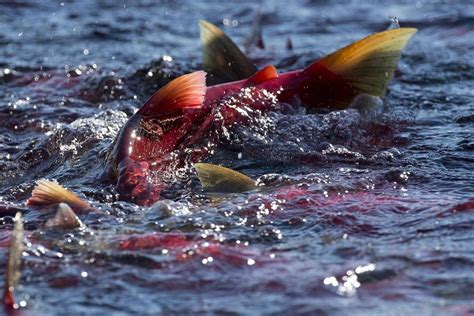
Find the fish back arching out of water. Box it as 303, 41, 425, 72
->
106, 27, 417, 206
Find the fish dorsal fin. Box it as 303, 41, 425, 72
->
138, 71, 207, 116
249, 65, 278, 84
194, 163, 256, 193
46, 203, 85, 229
4, 212, 24, 309
244, 10, 265, 50
200, 20, 257, 82
26, 180, 91, 210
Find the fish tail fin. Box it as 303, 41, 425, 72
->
200, 20, 257, 83
26, 180, 91, 210
299, 28, 417, 110
3, 212, 23, 309
194, 163, 256, 193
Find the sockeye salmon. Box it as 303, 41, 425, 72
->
104, 25, 417, 206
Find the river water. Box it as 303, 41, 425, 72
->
0, 0, 473, 315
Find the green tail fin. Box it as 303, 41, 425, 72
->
320, 27, 417, 96
301, 28, 417, 109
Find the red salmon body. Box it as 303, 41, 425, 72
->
106, 28, 417, 206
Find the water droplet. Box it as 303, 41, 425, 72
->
355, 263, 376, 274
323, 276, 338, 287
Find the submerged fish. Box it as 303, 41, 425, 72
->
105, 26, 416, 206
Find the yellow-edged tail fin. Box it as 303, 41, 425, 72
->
200, 20, 257, 83
46, 203, 85, 229
194, 163, 256, 193
26, 180, 91, 210
300, 28, 417, 109
3, 212, 24, 309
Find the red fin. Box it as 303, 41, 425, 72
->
138, 71, 207, 116
248, 65, 278, 85
26, 180, 91, 210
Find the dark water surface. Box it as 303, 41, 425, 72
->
1, 0, 473, 315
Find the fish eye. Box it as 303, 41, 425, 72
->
139, 118, 164, 139
138, 116, 182, 140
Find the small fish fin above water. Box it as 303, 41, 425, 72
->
45, 203, 85, 229
244, 9, 265, 51
200, 19, 257, 82
194, 163, 256, 193
26, 180, 91, 210
138, 71, 207, 116
249, 65, 278, 84
3, 212, 24, 309
300, 28, 417, 109
286, 37, 293, 50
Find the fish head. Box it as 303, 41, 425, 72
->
128, 111, 188, 162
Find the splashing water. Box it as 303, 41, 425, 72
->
0, 0, 473, 315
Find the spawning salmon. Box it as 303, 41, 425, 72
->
105, 25, 417, 206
